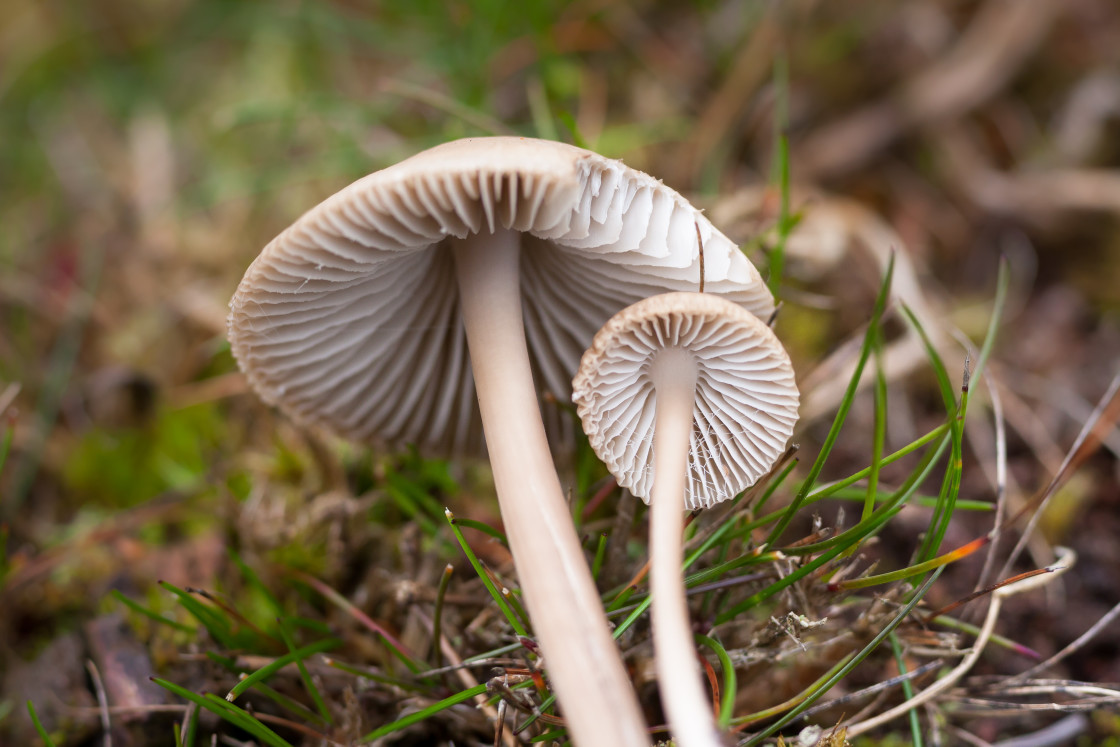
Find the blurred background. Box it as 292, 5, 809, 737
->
2, 0, 1118, 744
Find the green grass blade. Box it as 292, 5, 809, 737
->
245, 680, 325, 726
834, 530, 986, 590
528, 78, 559, 141
225, 638, 341, 702
151, 678, 294, 747
324, 657, 421, 690
158, 581, 237, 649
904, 304, 957, 414
763, 254, 895, 548
903, 258, 1008, 567
229, 550, 284, 617
863, 325, 887, 523
529, 728, 568, 742
392, 470, 447, 525
612, 596, 647, 638
823, 488, 990, 511
0, 415, 14, 476
499, 585, 532, 632
902, 304, 964, 563
361, 683, 488, 740
687, 512, 756, 571
590, 533, 609, 581
767, 51, 792, 299
606, 584, 638, 614
27, 701, 58, 747
557, 110, 590, 149
697, 635, 737, 730
970, 256, 1011, 389
283, 616, 334, 637
751, 456, 798, 515
431, 563, 453, 666
767, 134, 791, 298
205, 651, 239, 672
176, 703, 199, 747
452, 517, 509, 547
111, 589, 196, 634
445, 508, 528, 637
385, 479, 441, 536
196, 693, 291, 747
515, 691, 560, 734
915, 258, 1007, 562
890, 632, 924, 746
275, 617, 332, 724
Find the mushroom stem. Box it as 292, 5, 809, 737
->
649, 348, 724, 747
452, 229, 649, 747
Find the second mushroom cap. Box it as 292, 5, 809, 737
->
572, 291, 800, 509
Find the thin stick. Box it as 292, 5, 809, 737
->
695, 221, 705, 294
0, 382, 20, 415
999, 374, 1120, 577
970, 373, 1009, 604
1007, 597, 1120, 684
179, 702, 198, 746
922, 568, 1050, 621
844, 547, 1075, 738
796, 660, 943, 721
413, 608, 519, 747
86, 659, 112, 747
431, 563, 454, 668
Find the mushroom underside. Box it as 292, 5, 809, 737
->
231, 235, 768, 457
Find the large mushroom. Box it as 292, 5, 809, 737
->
572, 292, 799, 746
228, 137, 773, 745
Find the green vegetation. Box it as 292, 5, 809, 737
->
3, 1, 1118, 745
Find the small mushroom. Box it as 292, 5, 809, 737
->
572, 292, 799, 746
228, 137, 773, 745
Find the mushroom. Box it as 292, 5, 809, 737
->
572, 292, 799, 746
228, 137, 774, 745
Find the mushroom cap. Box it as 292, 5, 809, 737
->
229, 137, 774, 455
572, 292, 799, 510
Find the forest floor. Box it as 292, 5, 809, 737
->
2, 1, 1119, 744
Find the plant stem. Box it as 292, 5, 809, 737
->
452, 229, 648, 746
649, 348, 723, 747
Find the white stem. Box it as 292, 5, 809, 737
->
649, 348, 724, 747
453, 229, 649, 747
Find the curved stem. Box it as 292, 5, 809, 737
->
649, 348, 724, 747
453, 229, 649, 747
